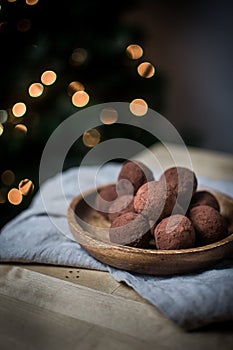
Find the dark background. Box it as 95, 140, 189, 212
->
126, 1, 233, 153
0, 0, 233, 227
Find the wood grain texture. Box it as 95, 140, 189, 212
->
22, 265, 147, 302
1, 265, 233, 350
0, 266, 169, 344
0, 293, 156, 350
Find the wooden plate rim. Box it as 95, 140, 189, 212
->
67, 187, 233, 256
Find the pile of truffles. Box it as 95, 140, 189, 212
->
94, 160, 229, 249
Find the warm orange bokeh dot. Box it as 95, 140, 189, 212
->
26, 0, 39, 5
12, 102, 26, 117
19, 179, 34, 196
0, 124, 3, 136
126, 44, 143, 60
83, 129, 101, 147
15, 124, 28, 134
67, 81, 85, 96
1, 170, 15, 186
137, 62, 155, 78
41, 70, 57, 85
129, 99, 148, 116
72, 91, 89, 107
29, 83, 44, 97
8, 188, 23, 205
100, 108, 118, 125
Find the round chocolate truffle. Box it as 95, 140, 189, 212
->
134, 180, 176, 224
108, 195, 135, 223
117, 160, 154, 195
109, 212, 151, 248
172, 202, 186, 216
95, 184, 117, 218
160, 166, 198, 209
154, 214, 196, 250
188, 205, 228, 245
189, 190, 220, 212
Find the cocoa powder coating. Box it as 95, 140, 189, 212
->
117, 160, 154, 194
134, 180, 176, 223
189, 191, 220, 212
108, 195, 135, 223
95, 184, 118, 218
109, 212, 151, 248
160, 166, 197, 209
188, 205, 228, 245
154, 214, 196, 250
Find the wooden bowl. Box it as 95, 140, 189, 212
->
67, 185, 233, 275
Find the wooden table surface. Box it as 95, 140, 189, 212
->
1, 143, 233, 350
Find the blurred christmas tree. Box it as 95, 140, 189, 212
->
0, 0, 165, 227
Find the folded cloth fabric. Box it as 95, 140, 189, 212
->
0, 163, 233, 330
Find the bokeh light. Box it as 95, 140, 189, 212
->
0, 110, 8, 123
7, 0, 17, 3
70, 48, 88, 67
8, 188, 22, 205
129, 99, 148, 116
1, 170, 15, 186
26, 0, 39, 5
0, 124, 4, 136
72, 91, 89, 107
17, 19, 31, 32
14, 124, 27, 134
67, 81, 85, 96
28, 83, 44, 97
19, 179, 34, 196
83, 129, 101, 147
126, 44, 143, 60
41, 70, 57, 85
137, 62, 155, 78
12, 102, 26, 117
100, 108, 118, 125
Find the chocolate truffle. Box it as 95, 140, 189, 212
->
95, 184, 117, 218
109, 212, 151, 248
189, 190, 220, 212
160, 166, 198, 209
108, 195, 135, 223
189, 205, 228, 245
134, 180, 176, 224
154, 214, 196, 250
172, 202, 186, 216
117, 160, 154, 195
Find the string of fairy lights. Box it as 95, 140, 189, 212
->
0, 1, 156, 207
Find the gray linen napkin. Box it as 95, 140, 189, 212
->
0, 164, 233, 330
